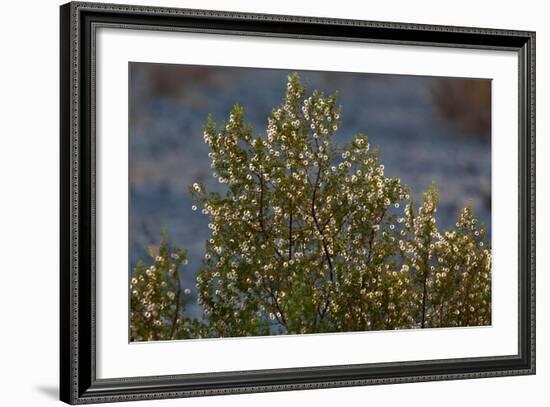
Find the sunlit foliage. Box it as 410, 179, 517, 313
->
130, 74, 491, 341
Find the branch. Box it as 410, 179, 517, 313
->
365, 208, 387, 266
261, 280, 288, 328
421, 271, 428, 328
288, 197, 293, 260
310, 181, 336, 324
419, 217, 434, 329
461, 266, 474, 326
420, 250, 430, 329
318, 292, 332, 322
169, 263, 182, 339
311, 168, 334, 281
257, 173, 283, 260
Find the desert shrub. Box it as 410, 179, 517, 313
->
130, 233, 202, 341
130, 74, 491, 340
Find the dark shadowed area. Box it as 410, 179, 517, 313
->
129, 63, 491, 318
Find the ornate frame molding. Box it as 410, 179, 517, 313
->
60, 2, 535, 404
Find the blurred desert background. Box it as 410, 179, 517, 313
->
129, 63, 491, 318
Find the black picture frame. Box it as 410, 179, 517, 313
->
60, 1, 536, 404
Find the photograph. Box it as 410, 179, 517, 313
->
56, 2, 536, 404
129, 64, 493, 342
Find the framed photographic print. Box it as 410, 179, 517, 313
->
60, 1, 536, 404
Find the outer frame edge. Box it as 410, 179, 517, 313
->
60, 1, 536, 404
